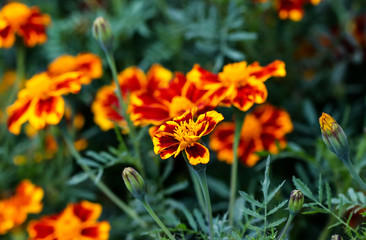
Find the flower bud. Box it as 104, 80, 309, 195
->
288, 189, 304, 215
319, 113, 349, 160
331, 234, 343, 240
122, 167, 145, 200
92, 17, 113, 52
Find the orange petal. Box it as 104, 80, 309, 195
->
72, 201, 102, 222
185, 142, 210, 165
196, 110, 224, 137
7, 98, 32, 135
231, 80, 267, 111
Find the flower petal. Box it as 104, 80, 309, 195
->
72, 201, 102, 222
185, 142, 210, 165
231, 80, 267, 111
196, 110, 224, 137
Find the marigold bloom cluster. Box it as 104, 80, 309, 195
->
210, 104, 293, 166
187, 60, 286, 111
7, 53, 102, 135
275, 0, 322, 21
27, 201, 110, 240
0, 180, 44, 234
153, 108, 224, 165
0, 2, 51, 48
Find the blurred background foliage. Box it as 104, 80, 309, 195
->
0, 0, 366, 239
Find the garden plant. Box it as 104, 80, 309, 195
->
0, 0, 366, 239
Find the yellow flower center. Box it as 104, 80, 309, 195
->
173, 119, 201, 147
54, 212, 83, 239
218, 62, 250, 87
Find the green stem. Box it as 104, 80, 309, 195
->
104, 51, 144, 176
113, 123, 127, 151
142, 199, 176, 240
277, 214, 294, 240
228, 108, 246, 225
63, 134, 147, 228
188, 166, 206, 213
343, 155, 366, 191
194, 169, 214, 240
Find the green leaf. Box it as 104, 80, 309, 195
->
348, 188, 358, 202
239, 191, 264, 208
242, 207, 265, 220
267, 180, 286, 203
292, 176, 316, 201
318, 175, 323, 203
267, 217, 287, 228
328, 222, 342, 229
85, 151, 108, 163
164, 181, 189, 195
267, 200, 288, 216
326, 182, 332, 209
227, 32, 257, 41
262, 156, 271, 202
193, 209, 206, 232
207, 176, 230, 198
77, 157, 101, 168
68, 172, 89, 185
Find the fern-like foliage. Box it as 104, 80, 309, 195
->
239, 157, 287, 238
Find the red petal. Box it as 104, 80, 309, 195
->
185, 142, 210, 165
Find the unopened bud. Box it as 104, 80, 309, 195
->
122, 167, 145, 200
319, 113, 349, 160
288, 189, 304, 215
331, 234, 343, 240
92, 17, 113, 52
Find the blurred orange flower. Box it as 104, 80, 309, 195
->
0, 2, 51, 48
27, 201, 110, 240
92, 64, 173, 131
275, 0, 322, 21
7, 72, 87, 134
0, 71, 16, 94
210, 104, 293, 167
0, 180, 44, 235
153, 108, 224, 165
48, 53, 103, 84
129, 72, 217, 127
187, 60, 286, 112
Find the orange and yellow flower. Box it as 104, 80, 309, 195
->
210, 104, 293, 167
0, 180, 44, 235
187, 60, 286, 112
0, 2, 51, 48
92, 64, 173, 131
48, 53, 103, 84
129, 72, 218, 127
27, 201, 110, 240
7, 72, 87, 134
153, 108, 224, 165
275, 0, 322, 21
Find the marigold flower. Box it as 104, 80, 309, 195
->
92, 64, 173, 131
0, 2, 50, 48
129, 72, 217, 127
187, 61, 286, 112
7, 72, 87, 134
153, 108, 224, 165
0, 180, 44, 235
27, 201, 110, 240
210, 104, 293, 166
48, 53, 103, 84
275, 0, 322, 21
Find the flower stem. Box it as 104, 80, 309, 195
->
277, 213, 294, 240
142, 199, 176, 240
194, 169, 214, 240
188, 166, 206, 213
342, 155, 366, 191
63, 134, 147, 228
228, 108, 245, 225
104, 51, 144, 176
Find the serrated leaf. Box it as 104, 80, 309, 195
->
267, 180, 286, 203
348, 188, 358, 202
267, 217, 287, 228
85, 151, 108, 163
94, 169, 103, 183
247, 224, 262, 232
68, 172, 89, 185
242, 207, 265, 220
262, 156, 271, 202
223, 47, 245, 61
292, 177, 316, 201
302, 207, 328, 214
267, 200, 288, 216
239, 191, 264, 208
328, 222, 342, 229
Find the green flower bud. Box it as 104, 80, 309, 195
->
122, 167, 145, 200
319, 113, 349, 160
92, 17, 113, 52
331, 234, 343, 240
288, 189, 304, 215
